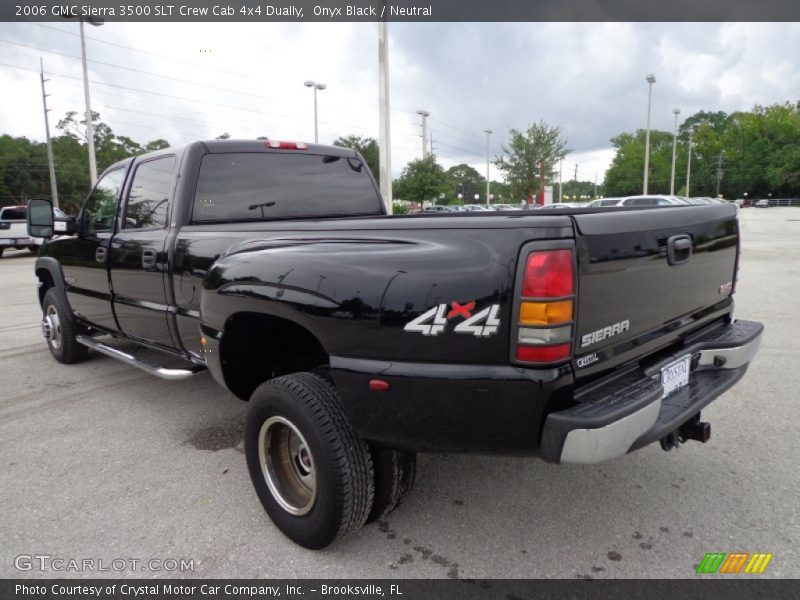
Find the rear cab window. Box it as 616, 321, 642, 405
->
191, 152, 383, 223
0, 207, 27, 220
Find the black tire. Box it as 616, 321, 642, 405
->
245, 372, 374, 549
28, 245, 38, 253
0, 247, 4, 257
366, 447, 417, 523
42, 288, 88, 364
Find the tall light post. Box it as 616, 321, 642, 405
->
484, 129, 493, 206
79, 17, 103, 186
378, 19, 392, 211
670, 107, 681, 195
303, 81, 326, 143
416, 110, 430, 159
685, 127, 694, 197
643, 73, 656, 194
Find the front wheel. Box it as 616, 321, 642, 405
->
245, 372, 374, 549
41, 288, 88, 364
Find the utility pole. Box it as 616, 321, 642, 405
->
39, 58, 59, 209
79, 18, 98, 185
715, 152, 724, 197
558, 160, 563, 203
378, 18, 392, 212
429, 129, 435, 160
484, 129, 492, 205
416, 109, 430, 159
593, 170, 598, 198
574, 163, 578, 182
685, 128, 693, 197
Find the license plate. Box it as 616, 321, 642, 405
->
661, 354, 691, 398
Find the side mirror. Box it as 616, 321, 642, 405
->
54, 215, 80, 235
28, 198, 54, 238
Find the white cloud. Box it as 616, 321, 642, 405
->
1, 21, 799, 181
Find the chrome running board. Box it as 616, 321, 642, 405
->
76, 335, 207, 380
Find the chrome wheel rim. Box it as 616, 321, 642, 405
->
258, 416, 317, 516
43, 305, 62, 351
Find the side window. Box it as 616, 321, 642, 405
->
124, 156, 176, 229
80, 168, 125, 234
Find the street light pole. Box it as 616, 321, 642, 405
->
685, 127, 694, 197
79, 18, 99, 186
304, 80, 326, 143
670, 107, 681, 195
643, 74, 656, 194
484, 129, 492, 206
377, 19, 392, 212
416, 110, 430, 159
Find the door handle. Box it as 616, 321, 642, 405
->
667, 234, 692, 266
95, 246, 107, 263
141, 249, 157, 269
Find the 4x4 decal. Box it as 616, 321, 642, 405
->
404, 301, 501, 337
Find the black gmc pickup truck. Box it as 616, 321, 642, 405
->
27, 139, 763, 548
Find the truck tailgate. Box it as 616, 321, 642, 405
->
570, 204, 738, 370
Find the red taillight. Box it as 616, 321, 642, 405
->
515, 343, 571, 363
522, 249, 574, 298
265, 140, 308, 150
514, 247, 576, 365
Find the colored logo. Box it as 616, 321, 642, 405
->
696, 552, 773, 574
404, 301, 501, 337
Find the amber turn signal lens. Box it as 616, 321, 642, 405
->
519, 300, 573, 326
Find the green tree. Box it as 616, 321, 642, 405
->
603, 129, 680, 196
604, 104, 800, 199
393, 156, 447, 202
495, 121, 569, 201
560, 180, 599, 201
444, 163, 485, 203
333, 135, 379, 180
0, 111, 172, 214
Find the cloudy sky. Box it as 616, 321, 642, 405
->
1, 21, 799, 183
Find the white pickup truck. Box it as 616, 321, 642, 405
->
0, 205, 67, 257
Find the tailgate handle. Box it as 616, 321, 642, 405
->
667, 235, 692, 266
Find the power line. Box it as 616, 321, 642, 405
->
0, 38, 278, 102
29, 23, 258, 83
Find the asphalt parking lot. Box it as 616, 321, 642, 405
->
0, 207, 798, 579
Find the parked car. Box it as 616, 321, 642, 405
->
462, 204, 489, 211
540, 202, 586, 209
488, 203, 519, 211
27, 139, 763, 549
618, 195, 687, 207
587, 198, 623, 207
755, 199, 770, 208
0, 205, 67, 256
421, 205, 452, 213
